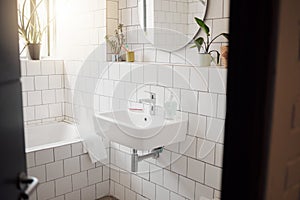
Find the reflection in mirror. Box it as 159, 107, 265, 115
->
138, 0, 207, 52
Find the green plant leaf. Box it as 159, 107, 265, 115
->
194, 37, 204, 53
195, 17, 210, 36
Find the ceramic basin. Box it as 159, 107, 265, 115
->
94, 110, 188, 150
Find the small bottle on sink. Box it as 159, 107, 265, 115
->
164, 94, 177, 120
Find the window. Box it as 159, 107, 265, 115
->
18, 0, 55, 58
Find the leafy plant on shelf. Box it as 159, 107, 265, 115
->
191, 17, 229, 64
17, 0, 49, 54
105, 24, 125, 55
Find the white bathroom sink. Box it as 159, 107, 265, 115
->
94, 110, 188, 150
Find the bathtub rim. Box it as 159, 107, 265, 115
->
25, 121, 83, 153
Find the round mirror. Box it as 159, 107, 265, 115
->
138, 0, 207, 52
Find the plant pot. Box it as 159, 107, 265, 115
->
221, 46, 229, 67
111, 54, 119, 62
199, 53, 212, 66
27, 44, 41, 60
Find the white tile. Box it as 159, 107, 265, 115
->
26, 152, 35, 168
171, 192, 185, 200
35, 105, 49, 119
81, 185, 96, 200
137, 194, 148, 200
198, 92, 217, 117
150, 164, 163, 185
217, 94, 227, 119
96, 180, 110, 198
110, 167, 120, 183
65, 190, 80, 200
209, 68, 227, 94
81, 154, 95, 171
125, 188, 136, 200
110, 180, 115, 196
144, 64, 157, 84
20, 60, 27, 76
179, 176, 195, 199
103, 165, 110, 181
27, 165, 46, 183
119, 63, 131, 82
55, 61, 64, 74
189, 113, 206, 138
143, 48, 156, 62
223, 0, 230, 17
120, 171, 130, 188
163, 169, 179, 192
54, 145, 71, 161
109, 63, 120, 80
156, 185, 169, 200
131, 174, 142, 194
88, 167, 102, 185
22, 92, 28, 107
179, 135, 197, 158
34, 76, 48, 90
171, 153, 187, 176
142, 179, 155, 200
55, 176, 72, 196
206, 0, 223, 18
27, 61, 41, 75
46, 161, 63, 181
158, 65, 173, 87
35, 149, 54, 165
72, 171, 88, 190
114, 183, 125, 200
156, 149, 171, 169
28, 91, 42, 106
107, 1, 118, 19
64, 157, 80, 176
181, 89, 198, 113
72, 142, 84, 156
190, 67, 208, 91
215, 144, 224, 167
195, 183, 214, 200
51, 196, 64, 200
127, 0, 137, 7
205, 164, 222, 190
49, 75, 62, 89
206, 118, 225, 142
49, 103, 62, 117
212, 19, 230, 43
55, 89, 64, 103
173, 66, 190, 89
37, 181, 55, 200
24, 107, 35, 121
121, 8, 132, 25
42, 90, 55, 104
131, 7, 139, 25
119, 0, 126, 9
187, 158, 205, 183
156, 50, 170, 63
41, 61, 55, 75
197, 139, 215, 164
21, 77, 34, 91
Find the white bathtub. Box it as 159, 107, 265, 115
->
25, 122, 81, 153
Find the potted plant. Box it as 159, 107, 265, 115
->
18, 0, 49, 60
192, 17, 229, 66
105, 24, 125, 62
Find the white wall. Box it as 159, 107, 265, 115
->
21, 0, 230, 199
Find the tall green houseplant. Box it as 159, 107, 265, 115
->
18, 0, 48, 60
192, 17, 229, 65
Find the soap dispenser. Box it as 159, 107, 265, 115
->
164, 94, 177, 120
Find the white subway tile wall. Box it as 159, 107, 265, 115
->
21, 0, 229, 199
26, 142, 109, 200
21, 60, 65, 125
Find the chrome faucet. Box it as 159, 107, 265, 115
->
139, 91, 156, 115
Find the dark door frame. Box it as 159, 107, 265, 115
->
221, 0, 280, 199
